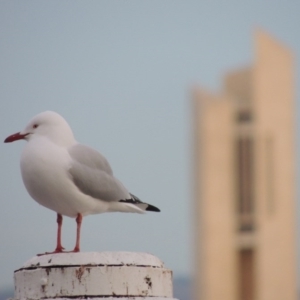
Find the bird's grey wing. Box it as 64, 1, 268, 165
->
68, 144, 130, 202
69, 143, 113, 175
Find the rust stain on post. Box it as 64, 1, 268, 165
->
45, 268, 51, 276
75, 266, 85, 282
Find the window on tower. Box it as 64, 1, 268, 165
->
236, 136, 255, 231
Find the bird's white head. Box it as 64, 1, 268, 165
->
4, 111, 76, 147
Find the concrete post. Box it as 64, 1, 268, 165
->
13, 252, 176, 300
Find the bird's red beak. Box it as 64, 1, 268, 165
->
4, 132, 28, 143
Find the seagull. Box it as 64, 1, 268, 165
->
4, 111, 160, 255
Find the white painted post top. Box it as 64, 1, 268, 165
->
13, 252, 177, 300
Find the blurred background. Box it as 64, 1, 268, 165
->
0, 1, 299, 300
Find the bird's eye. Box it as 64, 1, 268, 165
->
33, 124, 39, 129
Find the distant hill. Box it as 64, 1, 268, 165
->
0, 277, 191, 300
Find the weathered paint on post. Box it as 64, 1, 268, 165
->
13, 252, 176, 300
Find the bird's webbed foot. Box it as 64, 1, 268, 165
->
36, 246, 66, 256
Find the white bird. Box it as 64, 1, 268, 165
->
4, 111, 160, 255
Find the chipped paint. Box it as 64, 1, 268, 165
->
144, 276, 152, 289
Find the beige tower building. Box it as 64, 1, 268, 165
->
193, 31, 297, 300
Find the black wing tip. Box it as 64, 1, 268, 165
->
146, 204, 161, 212
122, 194, 161, 212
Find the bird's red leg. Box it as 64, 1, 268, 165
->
54, 213, 65, 252
72, 213, 82, 252
37, 213, 65, 256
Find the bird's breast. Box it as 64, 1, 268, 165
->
20, 139, 73, 212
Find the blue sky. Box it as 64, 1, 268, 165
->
0, 1, 300, 289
